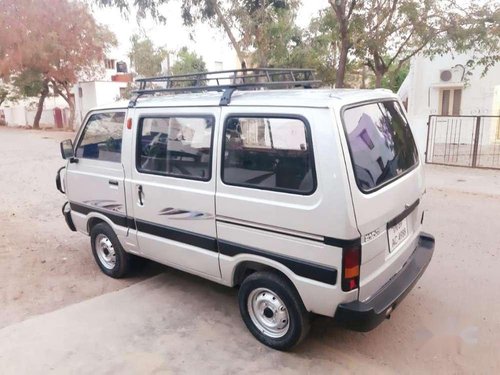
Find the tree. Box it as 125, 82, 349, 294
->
429, 2, 500, 79
226, 0, 300, 67
354, 0, 448, 87
170, 47, 207, 86
0, 0, 115, 129
327, 0, 500, 88
381, 62, 410, 92
327, 0, 358, 88
98, 0, 300, 68
297, 9, 340, 86
0, 89, 6, 107
129, 34, 168, 77
171, 47, 207, 75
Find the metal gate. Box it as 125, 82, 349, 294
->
426, 115, 500, 169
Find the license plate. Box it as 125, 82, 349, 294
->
388, 218, 409, 252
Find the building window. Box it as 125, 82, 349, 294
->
104, 58, 116, 70
214, 61, 223, 71
137, 116, 214, 181
222, 116, 315, 194
440, 88, 462, 116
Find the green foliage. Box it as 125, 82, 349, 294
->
129, 34, 168, 77
170, 47, 207, 87
171, 47, 207, 75
12, 70, 45, 97
381, 63, 410, 93
0, 85, 8, 106
98, 0, 499, 89
298, 9, 340, 85
427, 2, 500, 78
229, 0, 300, 66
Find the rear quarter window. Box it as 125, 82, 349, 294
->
221, 116, 315, 194
342, 101, 418, 192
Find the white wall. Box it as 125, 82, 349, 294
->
74, 81, 128, 125
405, 53, 500, 152
1, 96, 69, 128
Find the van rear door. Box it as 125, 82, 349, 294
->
339, 99, 425, 302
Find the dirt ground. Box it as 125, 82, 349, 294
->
1, 127, 499, 373
0, 127, 161, 328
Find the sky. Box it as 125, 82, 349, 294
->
89, 0, 329, 71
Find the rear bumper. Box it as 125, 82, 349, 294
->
334, 232, 435, 332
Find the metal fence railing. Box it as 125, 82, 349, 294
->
426, 115, 500, 169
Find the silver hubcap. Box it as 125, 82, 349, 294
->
247, 288, 290, 338
95, 234, 116, 270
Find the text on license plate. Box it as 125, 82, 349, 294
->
388, 218, 409, 252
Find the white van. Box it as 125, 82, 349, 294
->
56, 69, 434, 350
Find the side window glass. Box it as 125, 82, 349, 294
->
137, 116, 214, 181
76, 111, 125, 162
222, 117, 315, 194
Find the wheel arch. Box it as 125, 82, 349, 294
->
221, 254, 338, 316
230, 257, 305, 299
85, 213, 115, 235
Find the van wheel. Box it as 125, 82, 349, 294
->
238, 271, 310, 350
90, 223, 131, 278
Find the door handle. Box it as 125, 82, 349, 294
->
109, 180, 119, 186
138, 185, 144, 206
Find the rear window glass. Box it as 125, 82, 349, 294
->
342, 101, 418, 192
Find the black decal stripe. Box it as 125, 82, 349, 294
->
70, 202, 136, 230
135, 219, 217, 252
387, 199, 420, 229
69, 203, 340, 285
219, 240, 337, 285
217, 218, 360, 248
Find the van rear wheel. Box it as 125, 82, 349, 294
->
238, 271, 310, 350
90, 223, 131, 278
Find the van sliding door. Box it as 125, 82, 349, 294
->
129, 107, 221, 279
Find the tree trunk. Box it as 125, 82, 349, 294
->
331, 0, 353, 88
336, 37, 349, 88
211, 0, 246, 66
361, 65, 367, 89
67, 95, 75, 130
375, 72, 383, 88
33, 78, 49, 129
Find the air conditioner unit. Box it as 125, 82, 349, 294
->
439, 69, 452, 82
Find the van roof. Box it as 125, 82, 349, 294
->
92, 88, 398, 112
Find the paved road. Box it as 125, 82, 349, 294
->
0, 130, 499, 373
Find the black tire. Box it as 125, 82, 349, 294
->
90, 222, 131, 278
238, 271, 310, 350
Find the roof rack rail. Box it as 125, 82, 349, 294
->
129, 68, 321, 107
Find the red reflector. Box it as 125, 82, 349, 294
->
127, 118, 132, 129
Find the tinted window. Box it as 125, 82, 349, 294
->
343, 101, 418, 192
222, 116, 314, 194
137, 116, 214, 181
76, 112, 125, 162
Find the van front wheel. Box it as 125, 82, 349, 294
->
90, 223, 131, 278
238, 271, 310, 350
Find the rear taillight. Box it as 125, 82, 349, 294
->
342, 245, 361, 291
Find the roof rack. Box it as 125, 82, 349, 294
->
129, 68, 321, 107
